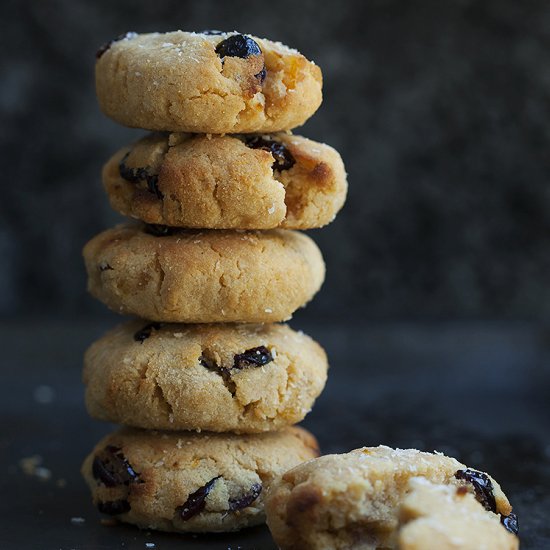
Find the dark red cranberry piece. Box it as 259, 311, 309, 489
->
119, 152, 163, 199
92, 445, 140, 487
134, 322, 162, 343
143, 224, 177, 237
98, 262, 113, 272
177, 476, 220, 521
97, 499, 131, 515
233, 346, 273, 369
245, 137, 295, 171
96, 32, 137, 59
255, 67, 267, 83
455, 469, 497, 513
215, 34, 262, 59
228, 483, 262, 511
501, 513, 519, 535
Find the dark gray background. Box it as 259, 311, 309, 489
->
2, 0, 550, 321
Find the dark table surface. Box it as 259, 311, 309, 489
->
1, 318, 549, 549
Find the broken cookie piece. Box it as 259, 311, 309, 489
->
265, 446, 518, 550
398, 477, 518, 550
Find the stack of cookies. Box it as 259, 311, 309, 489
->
80, 31, 347, 533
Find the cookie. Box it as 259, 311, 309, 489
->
265, 446, 517, 550
398, 477, 519, 550
83, 320, 328, 433
83, 224, 325, 323
95, 31, 322, 133
81, 426, 319, 533
103, 132, 347, 230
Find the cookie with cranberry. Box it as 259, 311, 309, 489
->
95, 31, 322, 133
84, 321, 328, 433
265, 446, 517, 550
83, 224, 325, 323
82, 426, 319, 533
103, 132, 347, 229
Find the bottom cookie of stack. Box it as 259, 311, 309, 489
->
82, 426, 319, 533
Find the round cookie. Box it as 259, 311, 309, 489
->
103, 132, 347, 230
83, 321, 328, 433
95, 31, 322, 133
83, 224, 325, 323
398, 478, 519, 550
81, 426, 319, 533
265, 446, 517, 550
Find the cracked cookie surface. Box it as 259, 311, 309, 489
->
83, 320, 328, 433
83, 224, 325, 323
82, 426, 319, 533
265, 446, 516, 550
95, 31, 322, 133
103, 132, 347, 229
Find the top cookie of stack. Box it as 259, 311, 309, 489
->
96, 30, 322, 134
96, 31, 346, 231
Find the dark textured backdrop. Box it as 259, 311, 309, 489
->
2, 0, 550, 320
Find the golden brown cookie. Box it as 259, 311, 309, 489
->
265, 446, 518, 550
103, 132, 347, 229
83, 224, 325, 323
95, 31, 322, 133
81, 426, 319, 533
83, 320, 328, 433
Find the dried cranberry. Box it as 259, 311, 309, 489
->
245, 137, 295, 171
92, 446, 140, 487
96, 32, 137, 59
134, 322, 162, 343
233, 346, 273, 369
455, 469, 497, 513
119, 152, 163, 199
501, 513, 519, 535
215, 34, 262, 59
228, 483, 262, 511
97, 499, 131, 515
255, 67, 267, 83
143, 224, 177, 237
177, 476, 220, 521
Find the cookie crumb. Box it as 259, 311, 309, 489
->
33, 385, 55, 404
20, 455, 52, 480
35, 467, 51, 480
71, 516, 86, 525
